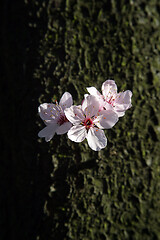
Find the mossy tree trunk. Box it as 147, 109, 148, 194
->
1, 0, 160, 240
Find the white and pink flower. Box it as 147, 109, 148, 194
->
38, 92, 73, 141
64, 95, 118, 151
38, 81, 132, 151
87, 80, 132, 117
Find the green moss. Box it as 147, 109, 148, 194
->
29, 0, 160, 239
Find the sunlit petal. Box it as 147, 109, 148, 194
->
64, 105, 85, 125
102, 80, 117, 99
59, 92, 73, 110
82, 95, 99, 118
94, 110, 119, 129
86, 128, 107, 151
67, 125, 87, 142
87, 87, 101, 96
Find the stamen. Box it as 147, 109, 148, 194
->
57, 114, 69, 126
83, 117, 93, 130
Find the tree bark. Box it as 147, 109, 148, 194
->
1, 0, 160, 239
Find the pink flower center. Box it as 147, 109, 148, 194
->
83, 118, 93, 130
58, 114, 68, 126
106, 96, 115, 106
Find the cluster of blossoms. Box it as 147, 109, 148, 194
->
38, 80, 132, 151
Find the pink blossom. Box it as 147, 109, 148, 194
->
87, 80, 132, 117
64, 95, 118, 151
38, 92, 73, 141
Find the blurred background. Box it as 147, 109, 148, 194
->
1, 0, 160, 239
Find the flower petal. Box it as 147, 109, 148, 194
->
116, 111, 125, 117
64, 105, 85, 125
44, 119, 58, 126
86, 87, 101, 96
38, 123, 58, 142
85, 91, 105, 111
38, 103, 59, 121
114, 90, 132, 112
56, 122, 72, 135
86, 128, 107, 151
67, 125, 87, 142
102, 80, 117, 99
103, 102, 114, 110
59, 92, 73, 110
82, 95, 100, 118
84, 94, 89, 99
94, 110, 119, 129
